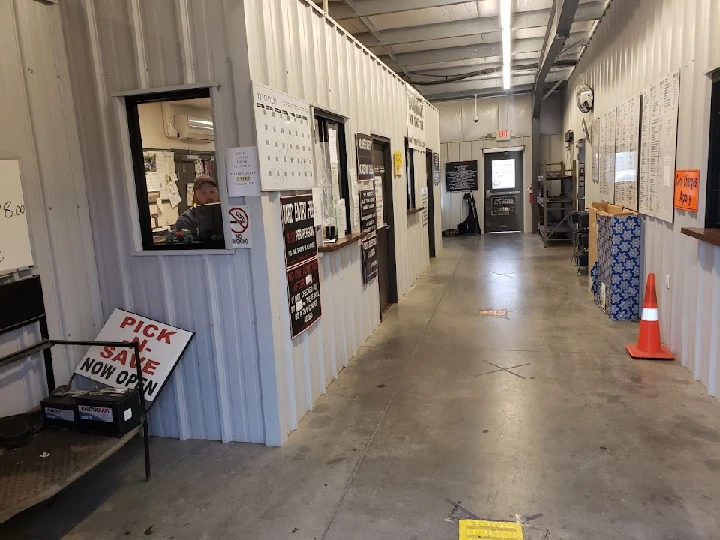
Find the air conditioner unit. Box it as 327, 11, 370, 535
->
175, 115, 214, 141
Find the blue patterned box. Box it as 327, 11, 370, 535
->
591, 209, 641, 321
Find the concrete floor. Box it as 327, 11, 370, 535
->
3, 234, 720, 539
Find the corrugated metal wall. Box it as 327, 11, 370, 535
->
436, 95, 535, 233
563, 0, 720, 396
0, 1, 103, 417
244, 0, 440, 441
54, 0, 440, 445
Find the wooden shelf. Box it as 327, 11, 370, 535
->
681, 227, 720, 248
318, 232, 363, 253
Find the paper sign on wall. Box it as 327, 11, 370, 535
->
228, 205, 252, 248
674, 170, 700, 212
0, 160, 34, 274
74, 309, 194, 403
226, 146, 261, 196
393, 151, 403, 177
252, 83, 315, 191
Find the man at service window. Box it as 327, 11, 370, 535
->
173, 175, 222, 240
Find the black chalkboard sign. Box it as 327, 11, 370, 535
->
446, 160, 478, 192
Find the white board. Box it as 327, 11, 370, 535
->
614, 94, 641, 210
639, 71, 680, 222
598, 110, 616, 203
0, 160, 34, 274
252, 83, 315, 191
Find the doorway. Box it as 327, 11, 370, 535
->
425, 150, 436, 257
483, 150, 524, 233
372, 137, 398, 316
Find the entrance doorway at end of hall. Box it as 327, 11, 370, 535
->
483, 149, 524, 233
425, 149, 436, 257
372, 137, 398, 317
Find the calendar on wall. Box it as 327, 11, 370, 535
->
252, 82, 315, 191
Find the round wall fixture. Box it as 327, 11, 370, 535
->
576, 84, 594, 113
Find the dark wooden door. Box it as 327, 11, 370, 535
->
372, 139, 397, 316
425, 149, 436, 257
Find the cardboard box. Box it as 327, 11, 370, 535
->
591, 204, 641, 320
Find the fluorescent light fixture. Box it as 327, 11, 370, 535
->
500, 0, 512, 90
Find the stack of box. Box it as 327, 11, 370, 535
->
589, 203, 642, 321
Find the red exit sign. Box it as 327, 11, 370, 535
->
497, 129, 511, 141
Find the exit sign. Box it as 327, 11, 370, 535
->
497, 129, 511, 141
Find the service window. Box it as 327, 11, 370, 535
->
405, 138, 416, 210
125, 88, 222, 250
314, 110, 351, 236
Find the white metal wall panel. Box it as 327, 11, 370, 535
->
0, 1, 103, 417
243, 0, 439, 440
563, 0, 720, 396
437, 96, 537, 233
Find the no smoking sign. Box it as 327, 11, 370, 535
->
227, 206, 252, 248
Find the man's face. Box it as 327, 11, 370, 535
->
195, 183, 220, 205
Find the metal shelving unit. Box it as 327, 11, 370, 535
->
537, 161, 576, 248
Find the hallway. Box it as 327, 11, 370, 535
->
4, 235, 720, 539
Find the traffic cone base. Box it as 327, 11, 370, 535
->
625, 343, 674, 361
626, 273, 675, 361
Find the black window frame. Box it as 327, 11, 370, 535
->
405, 137, 416, 210
705, 79, 720, 228
125, 87, 224, 251
314, 109, 351, 235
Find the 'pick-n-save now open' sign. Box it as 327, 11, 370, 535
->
74, 309, 193, 402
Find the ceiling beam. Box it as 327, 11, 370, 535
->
533, 0, 581, 117
421, 69, 568, 97
353, 2, 604, 47
427, 84, 537, 102
393, 37, 546, 67
329, 0, 472, 20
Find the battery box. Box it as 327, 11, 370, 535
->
76, 387, 141, 436
40, 389, 89, 430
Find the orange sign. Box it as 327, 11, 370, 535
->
674, 169, 700, 212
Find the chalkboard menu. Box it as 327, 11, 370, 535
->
446, 160, 478, 192
359, 189, 378, 284
356, 133, 374, 182
281, 192, 321, 337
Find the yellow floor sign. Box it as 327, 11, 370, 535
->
459, 519, 523, 540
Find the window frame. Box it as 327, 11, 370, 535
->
314, 109, 352, 235
705, 79, 720, 228
123, 86, 227, 252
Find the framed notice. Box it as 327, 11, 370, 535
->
280, 193, 321, 337
446, 160, 478, 192
356, 133, 374, 182
252, 83, 314, 191
74, 309, 194, 403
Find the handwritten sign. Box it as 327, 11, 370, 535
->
0, 160, 34, 274
226, 146, 261, 196
673, 169, 700, 212
74, 309, 194, 403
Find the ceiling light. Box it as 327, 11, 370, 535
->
500, 0, 512, 90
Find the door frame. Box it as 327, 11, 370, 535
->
425, 149, 436, 257
372, 135, 398, 310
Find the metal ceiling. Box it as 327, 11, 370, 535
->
316, 0, 609, 102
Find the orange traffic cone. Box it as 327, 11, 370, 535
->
626, 273, 674, 360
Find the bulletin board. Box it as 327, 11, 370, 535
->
639, 71, 680, 223
0, 160, 34, 274
613, 94, 641, 210
252, 83, 315, 191
598, 109, 616, 203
